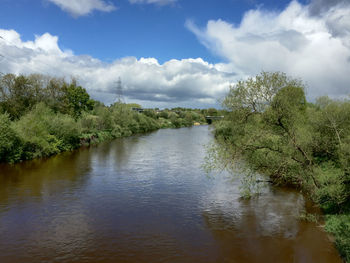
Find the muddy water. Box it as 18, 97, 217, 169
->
0, 126, 342, 262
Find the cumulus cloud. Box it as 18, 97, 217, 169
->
128, 0, 177, 6
0, 29, 233, 108
187, 0, 350, 99
308, 0, 347, 16
46, 0, 116, 17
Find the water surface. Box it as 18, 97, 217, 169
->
0, 126, 342, 262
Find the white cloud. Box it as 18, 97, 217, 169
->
187, 0, 350, 100
128, 0, 176, 6
46, 0, 116, 17
0, 29, 233, 108
3, 1, 347, 108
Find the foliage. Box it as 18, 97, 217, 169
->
0, 113, 22, 162
12, 103, 81, 159
209, 71, 350, 260
325, 214, 350, 262
0, 74, 41, 119
13, 103, 62, 159
0, 74, 94, 119
62, 81, 94, 118
0, 73, 209, 163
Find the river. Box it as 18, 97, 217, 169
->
0, 126, 342, 262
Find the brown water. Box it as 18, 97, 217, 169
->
0, 126, 342, 263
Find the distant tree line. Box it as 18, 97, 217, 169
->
0, 73, 209, 163
208, 72, 350, 261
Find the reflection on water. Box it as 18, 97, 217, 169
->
0, 126, 342, 263
0, 149, 92, 208
202, 178, 338, 262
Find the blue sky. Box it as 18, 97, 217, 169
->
0, 0, 349, 108
0, 0, 303, 63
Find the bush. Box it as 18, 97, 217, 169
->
0, 113, 22, 162
13, 103, 62, 159
143, 109, 157, 119
159, 111, 169, 119
13, 103, 81, 159
325, 215, 350, 262
0, 74, 209, 163
48, 113, 80, 151
314, 164, 348, 213
79, 112, 99, 134
93, 105, 114, 131
111, 124, 123, 138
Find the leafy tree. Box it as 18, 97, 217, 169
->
62, 82, 94, 118
0, 74, 39, 119
209, 72, 350, 259
210, 72, 350, 202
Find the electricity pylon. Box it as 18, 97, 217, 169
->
115, 77, 124, 103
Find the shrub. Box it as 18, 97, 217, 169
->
325, 215, 350, 262
79, 112, 99, 134
13, 103, 62, 159
314, 164, 347, 212
0, 113, 22, 162
48, 113, 80, 150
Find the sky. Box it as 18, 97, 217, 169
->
0, 0, 349, 108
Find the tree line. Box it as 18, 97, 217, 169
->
209, 72, 350, 261
0, 73, 208, 163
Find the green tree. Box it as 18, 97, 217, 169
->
62, 82, 94, 118
210, 72, 317, 193
210, 71, 350, 221
0, 74, 39, 119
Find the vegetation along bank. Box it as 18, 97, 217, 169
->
0, 73, 216, 163
209, 71, 350, 261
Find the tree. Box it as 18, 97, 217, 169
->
210, 71, 350, 213
210, 72, 313, 193
0, 74, 40, 119
62, 82, 94, 118
223, 71, 302, 114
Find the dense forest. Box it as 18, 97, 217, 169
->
209, 72, 350, 261
0, 73, 211, 163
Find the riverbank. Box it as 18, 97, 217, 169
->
0, 73, 209, 164
0, 102, 208, 163
209, 72, 350, 261
0, 126, 342, 262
